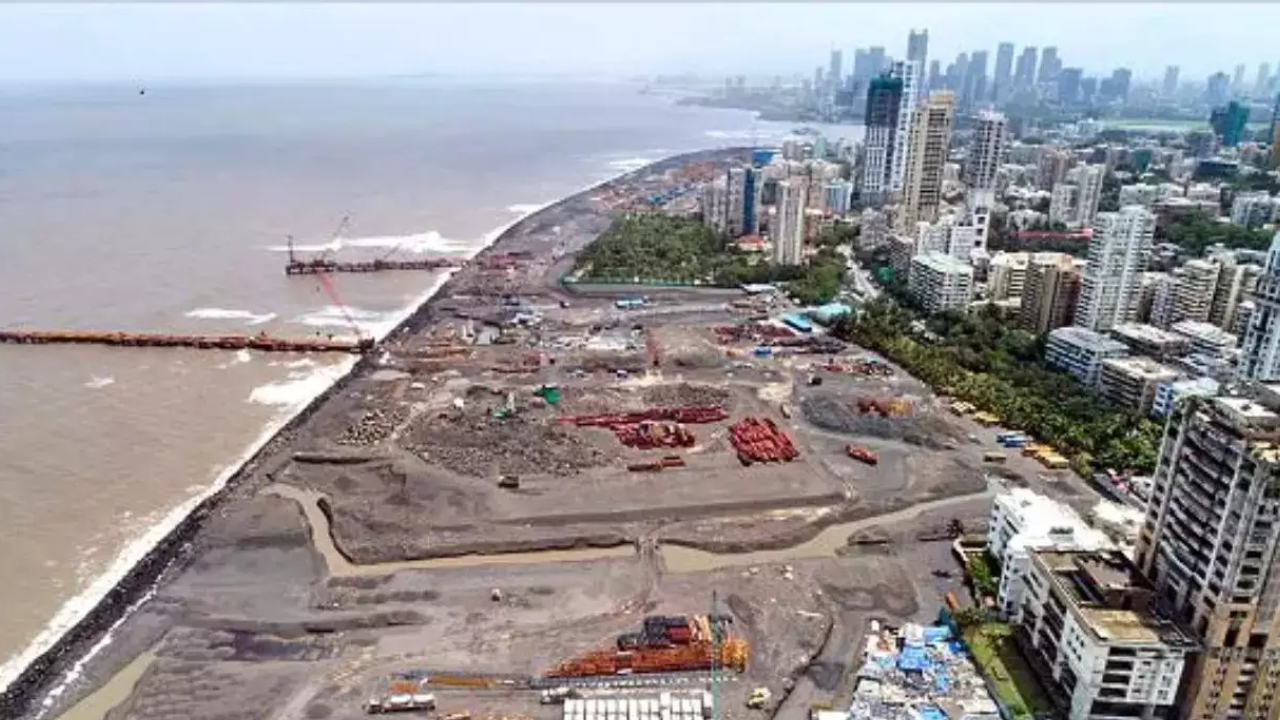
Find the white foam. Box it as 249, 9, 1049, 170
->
234, 349, 252, 365
291, 305, 402, 338
248, 360, 353, 408
266, 230, 474, 255
608, 157, 656, 172
185, 308, 277, 326
1, 152, 677, 700
506, 203, 545, 216
83, 376, 115, 390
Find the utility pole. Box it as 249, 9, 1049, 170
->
710, 590, 721, 720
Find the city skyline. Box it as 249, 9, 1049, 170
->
0, 3, 1277, 83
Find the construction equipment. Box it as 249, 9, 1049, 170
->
540, 687, 580, 705
854, 398, 911, 417
0, 329, 370, 354
728, 418, 799, 465
746, 688, 772, 710
497, 475, 520, 490
845, 445, 878, 465
627, 456, 686, 473
365, 673, 436, 714
286, 217, 459, 276
614, 422, 695, 449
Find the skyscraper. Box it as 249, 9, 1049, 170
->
1014, 47, 1038, 89
906, 28, 928, 69
1074, 207, 1155, 332
1037, 46, 1060, 84
899, 90, 956, 228
1110, 67, 1132, 102
1057, 68, 1082, 105
867, 46, 887, 77
927, 60, 942, 93
963, 110, 1006, 210
1257, 62, 1273, 97
1238, 231, 1280, 381
1162, 65, 1180, 97
828, 50, 843, 89
1019, 253, 1082, 336
1137, 381, 1280, 720
726, 167, 762, 237
962, 50, 989, 109
772, 181, 806, 265
1233, 62, 1247, 91
887, 60, 922, 197
993, 42, 1015, 101
1210, 100, 1250, 147
1206, 71, 1231, 106
859, 73, 905, 204
852, 49, 871, 82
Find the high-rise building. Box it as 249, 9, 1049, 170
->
771, 180, 806, 266
927, 60, 942, 92
888, 60, 922, 198
908, 252, 974, 313
899, 90, 955, 229
1210, 100, 1251, 147
906, 28, 928, 69
828, 50, 843, 89
867, 46, 887, 77
1168, 259, 1221, 325
1205, 72, 1231, 106
1079, 76, 1098, 105
1074, 207, 1155, 332
1071, 164, 1106, 227
1014, 46, 1038, 89
1037, 148, 1074, 190
1037, 46, 1060, 84
701, 178, 729, 235
1137, 385, 1280, 720
946, 52, 968, 94
852, 49, 871, 82
859, 73, 905, 204
1232, 62, 1247, 91
726, 167, 762, 236
824, 180, 853, 217
1256, 62, 1272, 97
1208, 257, 1263, 331
964, 110, 1006, 210
1238, 232, 1280, 381
1162, 65, 1180, 97
1019, 253, 1082, 336
962, 50, 989, 108
1108, 67, 1132, 103
993, 42, 1015, 102
1057, 68, 1082, 105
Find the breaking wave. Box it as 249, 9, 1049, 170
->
83, 376, 115, 390
265, 230, 475, 255
185, 308, 277, 326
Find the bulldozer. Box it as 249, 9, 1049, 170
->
497, 475, 519, 490
746, 688, 772, 710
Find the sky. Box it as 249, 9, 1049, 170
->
0, 2, 1277, 85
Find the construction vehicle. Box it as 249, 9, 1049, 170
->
746, 688, 772, 709
983, 451, 1007, 463
365, 674, 436, 714
540, 687, 580, 705
497, 475, 520, 490
845, 445, 878, 465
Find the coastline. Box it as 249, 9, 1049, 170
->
0, 147, 743, 720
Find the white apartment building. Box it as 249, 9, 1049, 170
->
888, 60, 922, 196
988, 489, 1112, 617
1118, 183, 1182, 209
964, 109, 1007, 210
1239, 232, 1280, 380
771, 180, 806, 266
1070, 164, 1106, 227
1149, 376, 1220, 419
907, 252, 974, 313
988, 252, 1030, 301
1017, 549, 1194, 720
1169, 319, 1238, 357
1074, 207, 1155, 333
701, 179, 729, 234
1168, 259, 1220, 325
1230, 192, 1280, 228
1208, 257, 1262, 331
1049, 183, 1079, 226
1046, 326, 1130, 387
1098, 357, 1180, 415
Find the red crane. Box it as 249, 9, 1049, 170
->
313, 271, 374, 351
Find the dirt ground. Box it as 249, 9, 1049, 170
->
33, 151, 1107, 720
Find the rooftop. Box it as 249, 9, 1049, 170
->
1110, 323, 1187, 348
1047, 326, 1129, 354
1101, 356, 1180, 381
1170, 320, 1238, 347
1033, 549, 1194, 648
911, 252, 974, 275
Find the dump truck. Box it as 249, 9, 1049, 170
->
983, 451, 1007, 463
497, 475, 520, 490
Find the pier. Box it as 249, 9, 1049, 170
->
284, 257, 460, 276
0, 329, 373, 354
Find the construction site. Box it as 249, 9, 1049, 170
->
18, 148, 1105, 720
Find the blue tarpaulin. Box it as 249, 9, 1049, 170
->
923, 625, 952, 643
897, 646, 929, 671
917, 704, 948, 720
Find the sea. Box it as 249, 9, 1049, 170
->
0, 78, 864, 693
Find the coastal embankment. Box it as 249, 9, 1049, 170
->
0, 147, 744, 720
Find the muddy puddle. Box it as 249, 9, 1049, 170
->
264, 485, 636, 576
52, 652, 154, 720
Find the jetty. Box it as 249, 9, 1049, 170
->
0, 329, 372, 354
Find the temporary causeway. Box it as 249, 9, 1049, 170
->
0, 329, 373, 354
284, 258, 459, 276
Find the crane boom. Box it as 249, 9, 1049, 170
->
315, 271, 367, 343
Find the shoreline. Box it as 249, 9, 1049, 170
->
0, 147, 743, 720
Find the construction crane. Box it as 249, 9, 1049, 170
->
313, 270, 374, 351
287, 215, 351, 266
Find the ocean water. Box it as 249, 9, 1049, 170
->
0, 78, 864, 691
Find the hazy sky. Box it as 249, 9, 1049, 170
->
0, 3, 1276, 84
